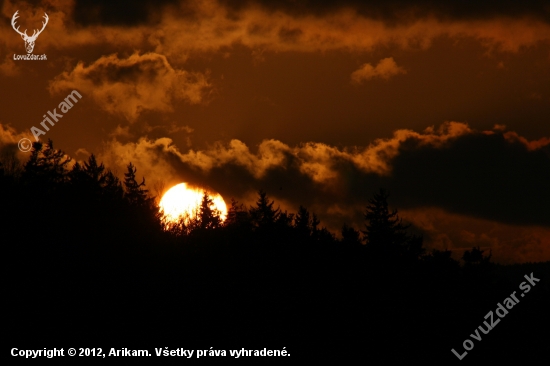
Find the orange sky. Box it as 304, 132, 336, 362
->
1, 0, 549, 263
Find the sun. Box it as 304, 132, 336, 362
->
159, 183, 227, 224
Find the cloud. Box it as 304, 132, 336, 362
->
388, 128, 550, 227
48, 52, 211, 122
502, 131, 550, 151
98, 121, 473, 191
217, 1, 550, 24
68, 1, 550, 27
0, 56, 19, 77
3, 0, 550, 65
96, 122, 550, 233
350, 121, 473, 175
0, 123, 25, 145
151, 2, 550, 56
71, 0, 179, 26
351, 57, 406, 83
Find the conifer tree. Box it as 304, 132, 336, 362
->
69, 154, 107, 195
294, 205, 312, 237
123, 162, 149, 207
311, 213, 320, 240
84, 154, 106, 184
462, 246, 492, 267
363, 188, 424, 260
198, 191, 222, 230
102, 170, 124, 201
226, 198, 250, 228
249, 190, 280, 228
22, 139, 71, 186
276, 210, 294, 227
341, 223, 362, 246
0, 144, 22, 178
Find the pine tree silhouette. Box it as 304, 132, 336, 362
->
341, 223, 362, 246
102, 170, 124, 201
69, 154, 107, 196
22, 139, 71, 188
249, 190, 280, 229
463, 246, 492, 267
362, 188, 424, 261
123, 162, 149, 207
0, 144, 22, 178
294, 205, 312, 238
198, 190, 222, 230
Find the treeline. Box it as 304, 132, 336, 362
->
2, 140, 549, 362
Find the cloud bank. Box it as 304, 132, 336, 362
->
3, 0, 550, 61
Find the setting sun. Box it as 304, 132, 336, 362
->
159, 183, 227, 224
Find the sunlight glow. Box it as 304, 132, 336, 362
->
159, 183, 227, 224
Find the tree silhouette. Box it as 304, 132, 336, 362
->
69, 154, 107, 196
84, 154, 106, 184
276, 210, 294, 227
123, 162, 149, 207
462, 246, 492, 267
341, 223, 362, 246
0, 144, 22, 178
22, 139, 71, 188
198, 190, 222, 230
311, 213, 320, 240
249, 190, 280, 229
362, 188, 424, 261
295, 205, 312, 238
226, 198, 249, 226
102, 169, 124, 202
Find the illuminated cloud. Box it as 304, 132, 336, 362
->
351, 57, 406, 83
351, 121, 473, 175
98, 121, 473, 190
48, 53, 211, 122
151, 3, 550, 56
502, 131, 550, 151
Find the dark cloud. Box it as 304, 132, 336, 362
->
388, 131, 550, 226
70, 0, 550, 27
218, 0, 550, 23
278, 27, 303, 43
73, 0, 179, 26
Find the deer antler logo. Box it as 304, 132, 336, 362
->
11, 10, 49, 54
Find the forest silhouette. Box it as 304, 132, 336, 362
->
3, 140, 549, 362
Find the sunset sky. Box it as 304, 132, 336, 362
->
1, 0, 549, 263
